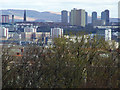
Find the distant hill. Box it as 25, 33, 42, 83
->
0, 9, 61, 22
0, 9, 118, 23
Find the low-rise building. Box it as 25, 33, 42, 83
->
0, 27, 9, 39
51, 28, 63, 38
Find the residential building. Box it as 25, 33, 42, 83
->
24, 27, 37, 32
1, 15, 9, 23
92, 12, 97, 25
101, 10, 109, 25
0, 27, 9, 39
61, 10, 68, 24
85, 12, 88, 25
118, 1, 120, 24
93, 20, 106, 26
51, 28, 63, 38
105, 10, 109, 25
70, 8, 85, 27
105, 29, 111, 41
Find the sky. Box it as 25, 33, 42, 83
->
0, 0, 119, 18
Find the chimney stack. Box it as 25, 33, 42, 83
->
24, 10, 26, 22
12, 15, 14, 24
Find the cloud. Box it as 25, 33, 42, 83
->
0, 0, 119, 18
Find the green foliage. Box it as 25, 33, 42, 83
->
2, 35, 119, 88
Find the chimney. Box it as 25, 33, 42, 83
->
12, 15, 14, 24
24, 10, 26, 22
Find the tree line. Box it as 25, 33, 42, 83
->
2, 34, 120, 88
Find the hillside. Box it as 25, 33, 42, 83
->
1, 9, 61, 22
0, 9, 118, 23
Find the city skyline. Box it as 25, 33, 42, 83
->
0, 0, 119, 18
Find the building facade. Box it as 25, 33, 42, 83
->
80, 9, 86, 27
0, 27, 9, 39
51, 28, 63, 38
85, 12, 88, 25
101, 11, 105, 20
70, 8, 85, 27
92, 12, 97, 25
101, 10, 109, 25
118, 1, 120, 24
93, 20, 106, 26
1, 15, 9, 23
105, 10, 109, 25
70, 8, 77, 26
105, 29, 111, 41
61, 10, 68, 24
24, 27, 37, 32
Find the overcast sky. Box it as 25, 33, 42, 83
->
0, 0, 119, 18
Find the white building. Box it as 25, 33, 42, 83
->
51, 28, 63, 38
0, 27, 9, 39
105, 29, 111, 41
24, 27, 37, 32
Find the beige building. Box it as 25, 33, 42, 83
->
80, 9, 86, 27
21, 32, 50, 41
70, 8, 85, 27
70, 8, 77, 26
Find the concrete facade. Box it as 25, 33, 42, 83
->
61, 10, 68, 24
70, 8, 85, 27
